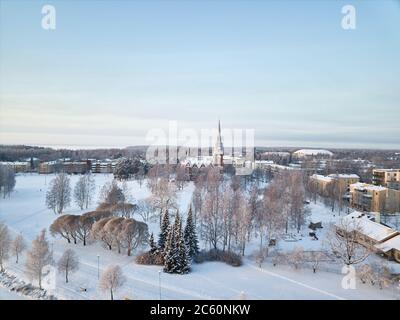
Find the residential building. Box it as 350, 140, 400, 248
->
336, 211, 400, 263
91, 160, 116, 173
38, 161, 57, 174
349, 183, 387, 213
0, 161, 30, 173
62, 161, 90, 174
372, 169, 400, 190
310, 173, 360, 195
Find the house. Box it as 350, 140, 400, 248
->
336, 211, 400, 263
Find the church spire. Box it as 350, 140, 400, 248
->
213, 120, 224, 167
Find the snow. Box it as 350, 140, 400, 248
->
338, 211, 398, 243
376, 235, 400, 252
311, 174, 333, 183
293, 149, 333, 157
0, 174, 398, 300
328, 174, 360, 179
0, 287, 27, 300
350, 182, 387, 192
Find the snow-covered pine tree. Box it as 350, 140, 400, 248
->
184, 205, 199, 259
149, 232, 157, 254
158, 209, 170, 250
163, 225, 177, 273
163, 212, 191, 274
176, 221, 191, 274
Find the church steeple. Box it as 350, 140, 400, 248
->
213, 120, 224, 167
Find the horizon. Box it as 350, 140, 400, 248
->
2, 143, 399, 153
1, 1, 400, 149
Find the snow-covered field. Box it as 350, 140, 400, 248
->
0, 174, 398, 300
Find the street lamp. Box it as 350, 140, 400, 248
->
158, 270, 162, 300
97, 255, 100, 280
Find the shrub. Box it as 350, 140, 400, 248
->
135, 251, 164, 266
194, 249, 242, 267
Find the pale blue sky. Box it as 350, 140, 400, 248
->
0, 0, 399, 149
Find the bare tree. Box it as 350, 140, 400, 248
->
73, 173, 95, 210
147, 177, 177, 218
109, 203, 136, 218
57, 249, 79, 283
119, 219, 149, 256
46, 173, 71, 214
50, 215, 75, 244
358, 262, 393, 289
289, 172, 309, 233
255, 181, 285, 264
11, 234, 26, 264
25, 229, 53, 289
0, 222, 11, 271
234, 191, 251, 256
306, 251, 326, 273
200, 168, 223, 250
91, 217, 115, 250
175, 165, 189, 190
100, 180, 125, 206
103, 217, 125, 254
326, 219, 371, 266
137, 199, 154, 222
98, 264, 126, 300
287, 246, 305, 270
75, 213, 99, 246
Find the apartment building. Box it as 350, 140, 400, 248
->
310, 173, 360, 195
349, 182, 387, 212
0, 161, 30, 173
62, 161, 90, 174
91, 160, 116, 173
372, 169, 400, 190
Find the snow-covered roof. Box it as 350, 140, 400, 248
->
262, 151, 290, 156
373, 169, 400, 173
350, 182, 387, 192
311, 174, 333, 183
41, 161, 58, 165
375, 235, 400, 252
180, 156, 213, 167
0, 161, 29, 166
293, 149, 333, 157
328, 173, 360, 179
338, 211, 398, 243
254, 160, 274, 164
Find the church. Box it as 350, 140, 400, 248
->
179, 120, 225, 170
179, 121, 253, 177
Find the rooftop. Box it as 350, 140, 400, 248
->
338, 211, 398, 243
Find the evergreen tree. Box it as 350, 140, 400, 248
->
158, 209, 170, 250
163, 212, 190, 274
149, 232, 157, 254
163, 225, 177, 273
184, 205, 199, 259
